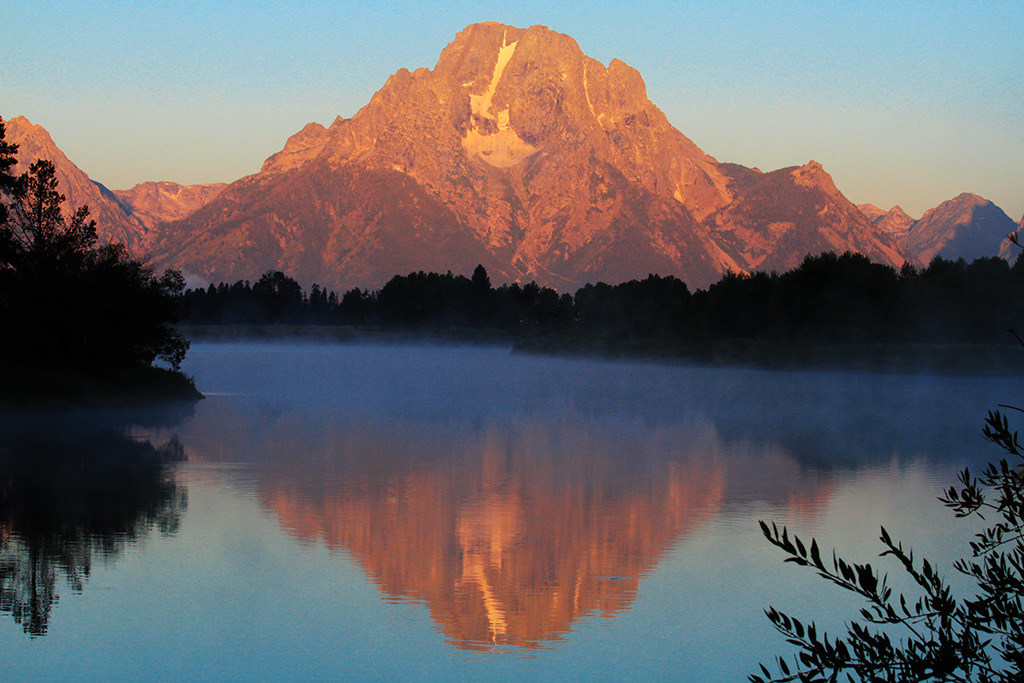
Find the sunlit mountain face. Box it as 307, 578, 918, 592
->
8, 23, 1018, 291
8, 19, 946, 293
152, 22, 905, 292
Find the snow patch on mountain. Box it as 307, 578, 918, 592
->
462, 31, 539, 168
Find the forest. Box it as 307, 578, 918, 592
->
184, 251, 1024, 367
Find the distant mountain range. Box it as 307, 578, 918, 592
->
6, 22, 1021, 291
6, 116, 225, 253
858, 195, 1019, 265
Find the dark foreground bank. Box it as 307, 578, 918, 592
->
2, 365, 203, 409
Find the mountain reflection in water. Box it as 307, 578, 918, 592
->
259, 422, 725, 650
0, 408, 191, 636
177, 398, 839, 652
5, 344, 1014, 682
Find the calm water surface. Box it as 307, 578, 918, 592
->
2, 342, 1016, 681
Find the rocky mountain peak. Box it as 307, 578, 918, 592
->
5, 115, 153, 250
142, 23, 924, 290
29, 23, 1010, 292
920, 192, 991, 222
858, 203, 917, 240
888, 205, 911, 220
857, 204, 887, 222
261, 121, 330, 175
7, 115, 74, 178
905, 192, 1016, 264
5, 116, 227, 252
790, 160, 838, 194
951, 191, 986, 205
113, 181, 227, 226
259, 22, 730, 219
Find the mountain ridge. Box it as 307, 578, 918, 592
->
5, 116, 226, 256
147, 22, 906, 291
904, 193, 1017, 264
6, 115, 149, 251
5, 22, 1017, 290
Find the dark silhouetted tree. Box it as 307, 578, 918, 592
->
252, 270, 304, 323
0, 121, 191, 390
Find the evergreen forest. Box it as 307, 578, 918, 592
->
184, 252, 1024, 369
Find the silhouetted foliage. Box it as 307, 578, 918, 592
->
567, 252, 1024, 352
252, 270, 304, 323
184, 251, 1024, 355
0, 119, 19, 228
0, 120, 193, 398
185, 264, 574, 336
751, 402, 1024, 683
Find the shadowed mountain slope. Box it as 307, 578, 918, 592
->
902, 193, 1017, 264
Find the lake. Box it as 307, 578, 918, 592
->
2, 342, 1016, 681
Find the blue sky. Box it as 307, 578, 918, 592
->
2, 0, 1022, 219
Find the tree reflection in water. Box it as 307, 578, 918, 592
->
0, 408, 190, 636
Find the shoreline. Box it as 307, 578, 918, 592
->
1, 365, 204, 410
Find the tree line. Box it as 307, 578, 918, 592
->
186, 265, 575, 336
185, 251, 1024, 346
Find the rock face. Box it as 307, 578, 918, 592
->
858, 204, 916, 240
6, 116, 150, 251
13, 24, 1015, 291
5, 116, 223, 256
902, 193, 1017, 264
113, 181, 226, 230
153, 22, 906, 291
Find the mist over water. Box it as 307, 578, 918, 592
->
3, 342, 1016, 681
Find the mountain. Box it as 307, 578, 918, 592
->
12, 24, 1014, 292
113, 181, 226, 229
152, 22, 906, 291
858, 204, 916, 240
5, 116, 224, 255
901, 193, 1017, 264
858, 197, 1019, 265
5, 115, 150, 251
